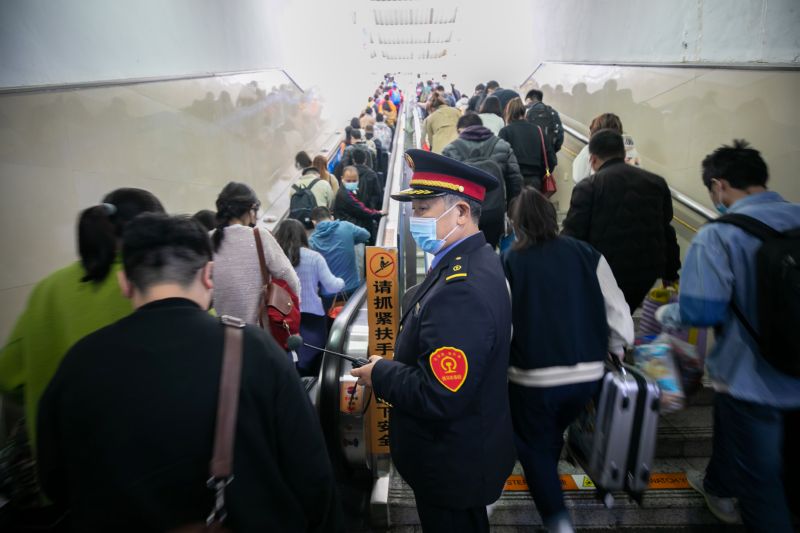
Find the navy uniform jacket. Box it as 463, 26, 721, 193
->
371, 232, 515, 509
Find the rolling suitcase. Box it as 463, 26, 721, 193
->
623, 363, 661, 499
567, 357, 660, 506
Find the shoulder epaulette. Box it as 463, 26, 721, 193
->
444, 254, 469, 283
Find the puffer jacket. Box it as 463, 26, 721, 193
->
442, 126, 523, 206
561, 158, 681, 310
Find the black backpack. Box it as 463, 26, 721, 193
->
289, 178, 322, 228
526, 104, 557, 153
712, 213, 800, 376
454, 138, 506, 215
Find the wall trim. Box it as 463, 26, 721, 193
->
0, 67, 301, 96
521, 59, 800, 86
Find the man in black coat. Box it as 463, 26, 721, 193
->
352, 147, 383, 210
352, 150, 515, 532
562, 129, 681, 311
37, 214, 343, 533
333, 166, 384, 245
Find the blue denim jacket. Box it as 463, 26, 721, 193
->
671, 191, 800, 407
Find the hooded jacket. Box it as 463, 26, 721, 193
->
442, 126, 523, 205
309, 220, 370, 293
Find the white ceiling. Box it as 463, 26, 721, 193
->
355, 0, 460, 62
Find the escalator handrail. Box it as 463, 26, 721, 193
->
412, 102, 422, 149
376, 102, 407, 246
318, 98, 409, 471
561, 121, 717, 222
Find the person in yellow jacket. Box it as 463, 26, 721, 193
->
422, 96, 461, 154
381, 99, 397, 128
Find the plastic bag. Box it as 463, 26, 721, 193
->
661, 332, 705, 397
633, 337, 685, 414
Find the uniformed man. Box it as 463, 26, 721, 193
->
352, 149, 515, 532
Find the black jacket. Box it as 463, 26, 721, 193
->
499, 120, 556, 180
341, 141, 375, 169
355, 164, 383, 210
371, 233, 515, 509
562, 159, 681, 309
332, 186, 381, 243
503, 236, 607, 370
37, 298, 343, 533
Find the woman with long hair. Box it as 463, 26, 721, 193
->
499, 97, 556, 191
502, 188, 633, 533
273, 219, 344, 376
478, 95, 505, 135
211, 182, 300, 324
313, 154, 339, 200
1, 188, 164, 467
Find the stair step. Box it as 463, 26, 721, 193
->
386, 460, 745, 532
656, 404, 712, 458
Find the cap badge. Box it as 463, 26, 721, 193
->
404, 153, 415, 171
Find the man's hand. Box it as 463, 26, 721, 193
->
350, 355, 383, 387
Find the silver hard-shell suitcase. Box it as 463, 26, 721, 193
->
567, 358, 660, 505
623, 363, 661, 498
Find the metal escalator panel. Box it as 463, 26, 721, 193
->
317, 95, 410, 475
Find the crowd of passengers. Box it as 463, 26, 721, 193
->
0, 74, 797, 533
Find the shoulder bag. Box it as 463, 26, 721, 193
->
169, 316, 245, 533
537, 125, 557, 198
253, 228, 301, 349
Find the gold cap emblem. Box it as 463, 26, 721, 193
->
404, 153, 415, 171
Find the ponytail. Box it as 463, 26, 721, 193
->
78, 205, 117, 282
78, 188, 165, 283
212, 219, 229, 252
213, 181, 259, 252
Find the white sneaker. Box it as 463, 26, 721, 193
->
686, 470, 741, 524
544, 513, 575, 533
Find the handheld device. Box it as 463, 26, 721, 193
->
286, 335, 370, 368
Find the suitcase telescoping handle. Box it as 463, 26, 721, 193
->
606, 352, 630, 401
606, 352, 625, 373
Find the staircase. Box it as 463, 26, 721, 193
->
382, 386, 746, 531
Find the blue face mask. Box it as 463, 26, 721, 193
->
409, 204, 459, 255
344, 182, 358, 192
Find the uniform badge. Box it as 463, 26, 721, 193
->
404, 153, 415, 171
429, 346, 468, 392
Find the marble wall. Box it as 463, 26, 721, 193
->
0, 69, 334, 341
520, 64, 800, 212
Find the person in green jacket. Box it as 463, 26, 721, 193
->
0, 188, 165, 451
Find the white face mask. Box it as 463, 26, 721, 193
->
409, 204, 459, 255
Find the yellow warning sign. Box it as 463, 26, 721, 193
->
365, 247, 399, 455
504, 473, 691, 492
